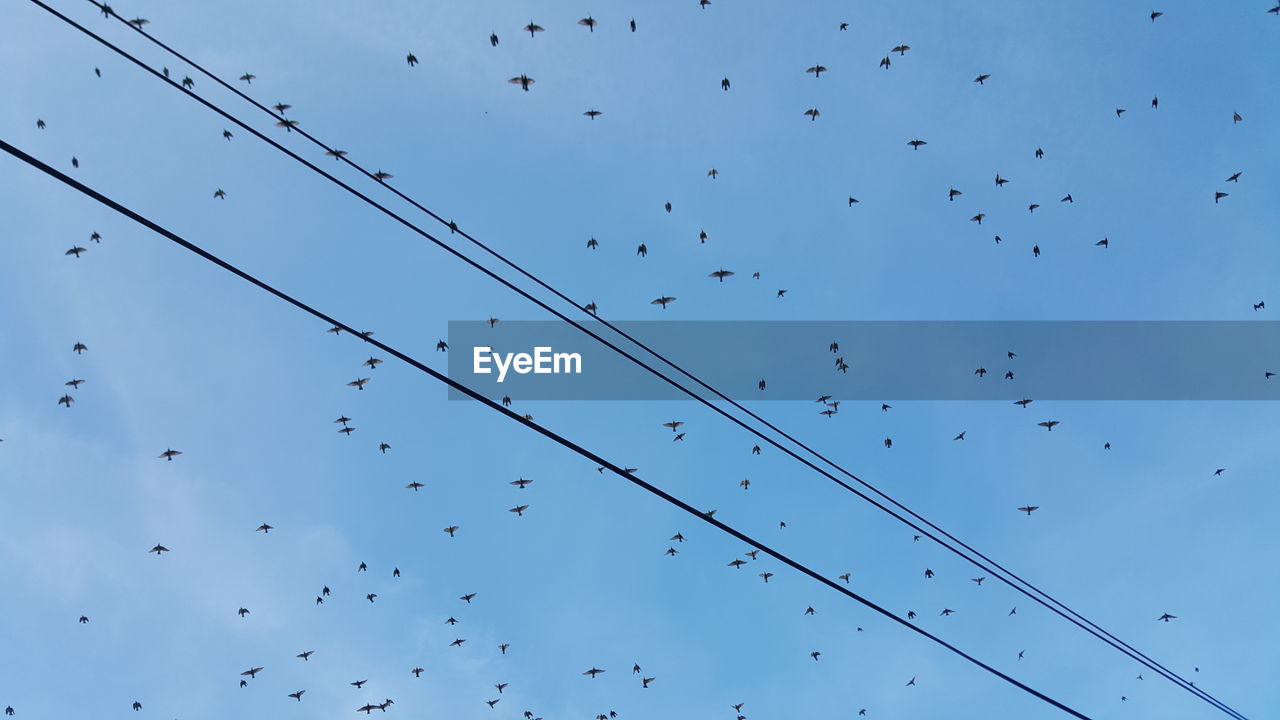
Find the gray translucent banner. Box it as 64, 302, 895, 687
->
445, 321, 1280, 401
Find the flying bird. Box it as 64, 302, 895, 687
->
709, 269, 734, 282
584, 109, 602, 119
805, 64, 828, 77
1038, 420, 1060, 431
804, 108, 821, 121
907, 138, 927, 150
509, 74, 535, 91
651, 296, 676, 308
287, 690, 305, 701
406, 53, 418, 66
1018, 505, 1039, 516
578, 16, 598, 31
158, 448, 182, 461
583, 667, 606, 678
974, 74, 990, 84
523, 22, 543, 37
148, 544, 169, 554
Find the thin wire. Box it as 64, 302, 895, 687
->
1, 136, 1095, 720
36, 3, 1246, 718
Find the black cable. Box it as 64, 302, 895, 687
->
34, 3, 1246, 718
2, 136, 1096, 720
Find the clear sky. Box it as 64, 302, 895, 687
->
1, 1, 1277, 719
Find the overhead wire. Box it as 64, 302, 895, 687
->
2, 135, 1095, 720
29, 3, 1249, 717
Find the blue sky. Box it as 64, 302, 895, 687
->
1, 1, 1277, 718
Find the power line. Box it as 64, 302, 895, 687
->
2, 136, 1096, 719
34, 4, 1246, 717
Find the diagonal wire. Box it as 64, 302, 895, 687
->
28, 3, 1248, 718
1, 135, 1096, 720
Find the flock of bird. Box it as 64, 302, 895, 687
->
6, 1, 1274, 718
